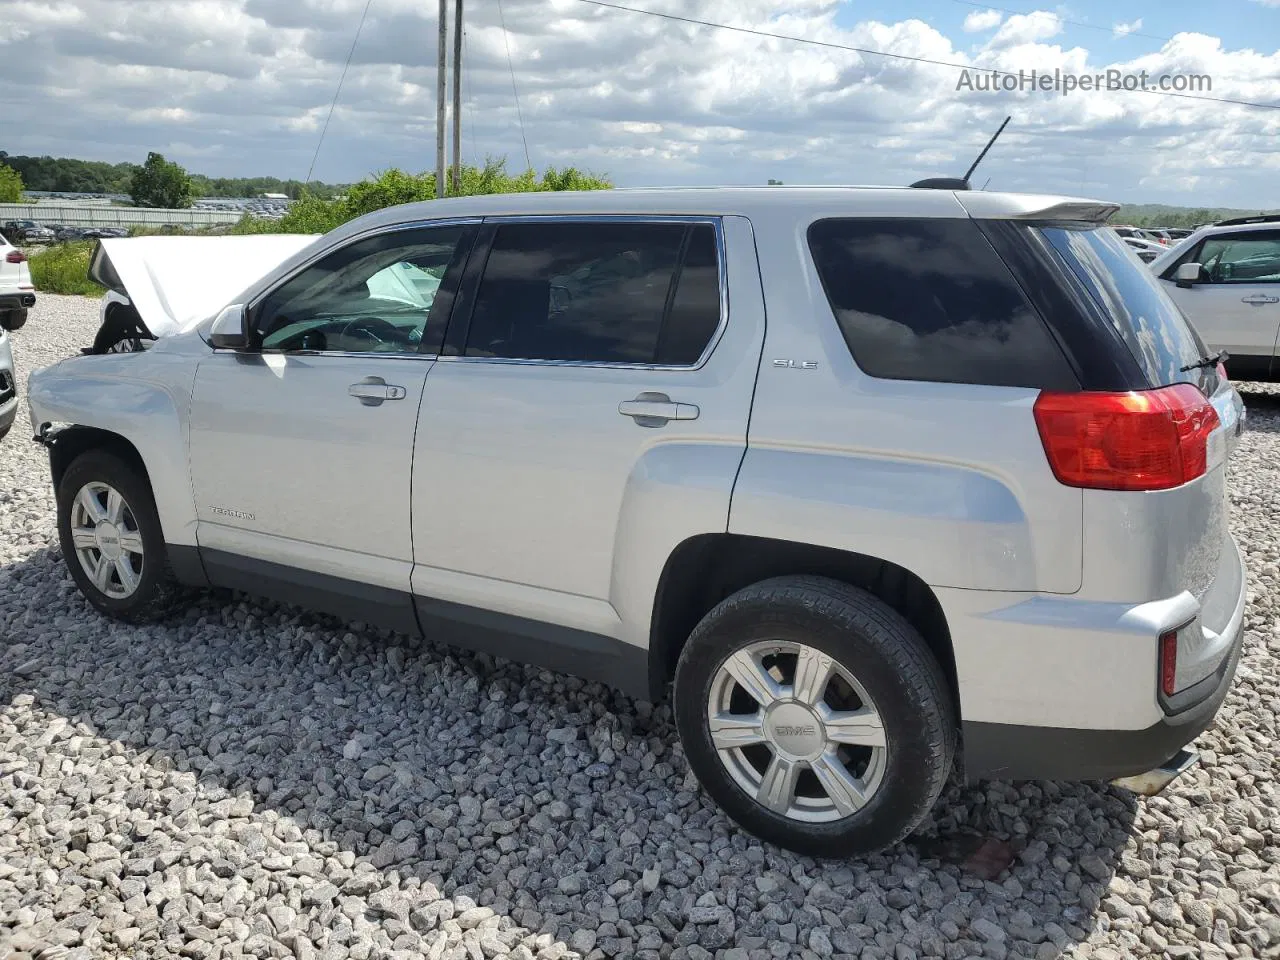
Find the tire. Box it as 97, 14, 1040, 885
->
56, 449, 184, 622
673, 575, 955, 858
1, 308, 27, 331
92, 304, 151, 354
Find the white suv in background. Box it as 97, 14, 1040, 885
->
0, 234, 36, 331
1149, 215, 1280, 381
27, 187, 1247, 857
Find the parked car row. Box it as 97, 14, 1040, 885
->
2, 221, 128, 245
52, 226, 129, 242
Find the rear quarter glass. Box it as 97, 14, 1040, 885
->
1036, 223, 1212, 391
806, 217, 1078, 390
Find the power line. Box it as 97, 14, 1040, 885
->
306, 0, 375, 184
496, 0, 533, 171
575, 0, 1280, 112
948, 0, 1177, 45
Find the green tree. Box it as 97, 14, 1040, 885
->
129, 152, 193, 209
0, 163, 23, 202
231, 159, 612, 236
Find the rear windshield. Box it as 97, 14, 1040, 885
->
1038, 224, 1208, 387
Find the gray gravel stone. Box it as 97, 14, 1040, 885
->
2, 297, 1279, 960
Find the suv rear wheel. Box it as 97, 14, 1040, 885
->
1, 308, 27, 331
56, 450, 183, 622
673, 575, 954, 857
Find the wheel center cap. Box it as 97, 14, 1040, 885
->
95, 521, 123, 560
764, 702, 825, 760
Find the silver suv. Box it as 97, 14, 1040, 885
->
1147, 215, 1280, 380
26, 187, 1248, 857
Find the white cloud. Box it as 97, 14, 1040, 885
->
1113, 19, 1143, 38
989, 11, 1064, 47
963, 10, 1003, 33
0, 0, 1278, 206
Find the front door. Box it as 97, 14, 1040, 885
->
188, 222, 475, 624
1162, 229, 1280, 379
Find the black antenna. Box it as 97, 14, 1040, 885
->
963, 115, 1011, 183
910, 115, 1011, 190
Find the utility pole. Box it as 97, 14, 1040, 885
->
451, 0, 463, 193
436, 0, 448, 198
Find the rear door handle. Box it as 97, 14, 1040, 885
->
1241, 295, 1280, 305
349, 376, 407, 406
618, 392, 700, 427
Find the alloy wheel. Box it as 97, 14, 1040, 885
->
707, 640, 888, 823
69, 481, 145, 599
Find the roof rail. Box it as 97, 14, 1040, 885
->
1213, 214, 1280, 227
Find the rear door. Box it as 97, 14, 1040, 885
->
410, 216, 764, 650
1158, 229, 1280, 379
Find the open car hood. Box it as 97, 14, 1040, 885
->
90, 234, 322, 337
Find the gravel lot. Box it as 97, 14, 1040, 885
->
2, 294, 1278, 960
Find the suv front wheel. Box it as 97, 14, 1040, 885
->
673, 576, 955, 858
57, 450, 182, 622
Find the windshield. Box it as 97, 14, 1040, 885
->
1039, 224, 1210, 388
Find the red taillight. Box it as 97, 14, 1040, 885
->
1034, 384, 1220, 491
4, 251, 25, 264
1159, 630, 1178, 696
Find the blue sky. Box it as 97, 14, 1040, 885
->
834, 0, 1278, 52
2, 0, 1278, 206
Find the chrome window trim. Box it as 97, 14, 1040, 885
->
438, 214, 729, 372
232, 217, 484, 359
207, 350, 442, 361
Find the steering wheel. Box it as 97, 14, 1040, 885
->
338, 315, 404, 347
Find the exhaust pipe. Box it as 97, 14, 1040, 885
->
1110, 748, 1200, 796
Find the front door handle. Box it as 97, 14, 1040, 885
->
1241, 294, 1280, 305
618, 392, 700, 427
349, 376, 407, 406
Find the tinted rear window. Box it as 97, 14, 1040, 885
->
807, 218, 1076, 389
1038, 225, 1207, 387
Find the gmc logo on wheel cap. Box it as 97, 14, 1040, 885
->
775, 724, 817, 737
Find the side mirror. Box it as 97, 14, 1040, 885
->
208, 304, 249, 350
1175, 262, 1203, 289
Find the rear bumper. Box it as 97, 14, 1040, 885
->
962, 622, 1242, 781
947, 536, 1248, 782
0, 293, 36, 309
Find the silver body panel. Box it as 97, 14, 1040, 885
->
0, 327, 16, 438
25, 186, 1246, 757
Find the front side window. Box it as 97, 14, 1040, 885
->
254, 225, 469, 354
807, 217, 1075, 388
1188, 232, 1280, 284
464, 221, 721, 365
